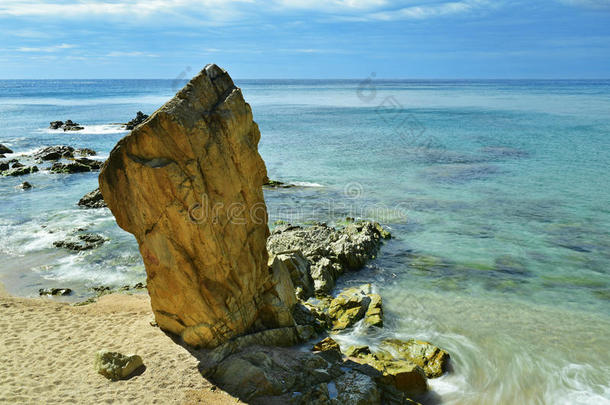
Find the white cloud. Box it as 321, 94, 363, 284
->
367, 1, 487, 20
0, 0, 251, 18
0, 0, 492, 21
16, 43, 76, 52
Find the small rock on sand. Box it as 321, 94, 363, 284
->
94, 350, 144, 381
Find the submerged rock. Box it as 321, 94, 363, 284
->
39, 288, 72, 296
94, 350, 144, 381
17, 181, 33, 190
268, 221, 390, 295
124, 111, 149, 130
0, 144, 13, 154
78, 188, 107, 208
99, 64, 295, 348
33, 145, 75, 161
481, 146, 529, 159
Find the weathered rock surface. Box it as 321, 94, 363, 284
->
78, 188, 107, 208
124, 111, 149, 130
344, 345, 428, 396
270, 251, 313, 300
33, 145, 74, 161
301, 284, 383, 331
267, 221, 390, 295
0, 144, 13, 154
328, 284, 383, 330
99, 64, 295, 348
94, 350, 143, 380
380, 339, 450, 378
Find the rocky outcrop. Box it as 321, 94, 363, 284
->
49, 162, 90, 174
49, 158, 101, 174
99, 64, 295, 348
298, 284, 383, 332
39, 288, 72, 296
49, 120, 84, 131
75, 148, 97, 156
263, 179, 294, 188
53, 233, 106, 251
33, 145, 74, 161
268, 221, 391, 296
94, 350, 144, 380
124, 111, 149, 130
269, 251, 313, 300
327, 284, 383, 330
344, 346, 428, 396
2, 165, 38, 176
380, 339, 450, 378
78, 188, 107, 208
0, 144, 13, 154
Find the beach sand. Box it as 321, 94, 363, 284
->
0, 284, 242, 404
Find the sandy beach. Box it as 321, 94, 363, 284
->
0, 283, 241, 404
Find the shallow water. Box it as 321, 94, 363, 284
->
0, 78, 609, 404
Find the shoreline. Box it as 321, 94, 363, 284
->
0, 282, 242, 404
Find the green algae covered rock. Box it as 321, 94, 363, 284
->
344, 345, 428, 396
327, 284, 383, 330
94, 350, 143, 381
380, 339, 450, 378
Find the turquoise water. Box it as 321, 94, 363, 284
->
0, 78, 609, 404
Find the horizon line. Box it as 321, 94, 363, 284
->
2, 77, 610, 81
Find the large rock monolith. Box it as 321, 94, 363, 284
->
99, 64, 295, 348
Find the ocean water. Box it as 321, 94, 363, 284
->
0, 78, 609, 404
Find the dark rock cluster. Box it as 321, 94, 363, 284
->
53, 233, 107, 251
78, 188, 107, 208
124, 111, 149, 130
49, 120, 84, 131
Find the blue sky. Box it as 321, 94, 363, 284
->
1, 0, 609, 79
